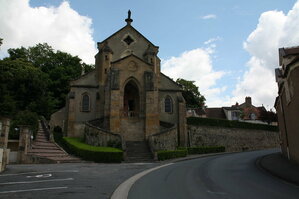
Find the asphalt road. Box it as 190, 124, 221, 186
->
129, 149, 299, 199
0, 162, 159, 199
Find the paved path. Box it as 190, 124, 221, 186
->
129, 149, 299, 199
0, 162, 159, 199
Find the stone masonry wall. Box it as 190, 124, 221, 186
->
188, 125, 280, 152
148, 125, 177, 152
85, 123, 122, 148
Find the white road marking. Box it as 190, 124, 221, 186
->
0, 186, 68, 194
0, 178, 73, 185
26, 173, 52, 178
0, 170, 79, 177
111, 163, 173, 199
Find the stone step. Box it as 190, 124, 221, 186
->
125, 141, 153, 162
32, 145, 59, 150
29, 149, 65, 154
34, 139, 51, 143
28, 153, 69, 158
48, 156, 82, 163
33, 142, 57, 147
126, 152, 152, 156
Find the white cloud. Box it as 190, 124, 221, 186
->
204, 37, 221, 45
161, 43, 226, 107
231, 0, 299, 108
201, 14, 217, 20
0, 0, 97, 64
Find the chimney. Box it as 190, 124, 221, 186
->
245, 97, 252, 107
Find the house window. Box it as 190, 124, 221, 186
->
232, 111, 239, 120
164, 96, 173, 113
250, 113, 256, 120
82, 94, 90, 112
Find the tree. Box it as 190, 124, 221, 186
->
7, 43, 94, 109
176, 78, 206, 108
0, 58, 53, 117
0, 38, 3, 46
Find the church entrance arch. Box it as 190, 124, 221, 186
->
121, 78, 145, 141
123, 80, 140, 117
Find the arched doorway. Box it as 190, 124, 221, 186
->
123, 80, 140, 117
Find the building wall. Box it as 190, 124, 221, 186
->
52, 21, 186, 145
159, 92, 179, 124
188, 125, 280, 152
276, 62, 299, 164
103, 26, 157, 63
49, 107, 65, 131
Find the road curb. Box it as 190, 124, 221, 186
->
110, 152, 237, 199
110, 150, 268, 199
256, 153, 299, 187
110, 163, 173, 199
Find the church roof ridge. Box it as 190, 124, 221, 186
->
98, 22, 159, 49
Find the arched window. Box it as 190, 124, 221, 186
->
82, 94, 90, 112
164, 96, 173, 113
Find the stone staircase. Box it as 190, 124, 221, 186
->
125, 141, 153, 162
27, 121, 81, 163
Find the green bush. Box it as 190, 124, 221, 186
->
9, 110, 39, 139
63, 137, 123, 163
53, 126, 72, 153
187, 117, 278, 132
157, 149, 187, 161
187, 146, 225, 155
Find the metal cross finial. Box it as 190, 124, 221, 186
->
125, 10, 133, 25
128, 10, 131, 19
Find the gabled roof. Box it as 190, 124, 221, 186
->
279, 46, 299, 65
205, 108, 226, 119
98, 24, 159, 48
160, 73, 183, 90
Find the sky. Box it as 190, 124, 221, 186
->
0, 0, 298, 109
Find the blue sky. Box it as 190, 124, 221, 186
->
1, 0, 298, 108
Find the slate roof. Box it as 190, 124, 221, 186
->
205, 108, 226, 119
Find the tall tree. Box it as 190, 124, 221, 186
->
7, 43, 94, 109
0, 58, 54, 117
176, 78, 206, 108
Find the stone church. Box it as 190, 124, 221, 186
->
51, 11, 187, 149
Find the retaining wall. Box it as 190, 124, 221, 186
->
188, 125, 280, 152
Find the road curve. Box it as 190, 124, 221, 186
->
128, 149, 299, 199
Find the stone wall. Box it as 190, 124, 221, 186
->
84, 122, 123, 149
188, 125, 280, 152
148, 124, 177, 152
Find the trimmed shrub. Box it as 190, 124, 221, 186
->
157, 149, 187, 161
187, 146, 225, 155
187, 117, 278, 132
63, 137, 123, 163
53, 126, 72, 154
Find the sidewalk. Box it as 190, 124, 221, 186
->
258, 152, 299, 186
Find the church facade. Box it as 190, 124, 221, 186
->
53, 12, 187, 148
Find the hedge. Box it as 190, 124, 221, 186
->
63, 137, 123, 163
187, 146, 225, 155
157, 149, 187, 161
187, 117, 278, 132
